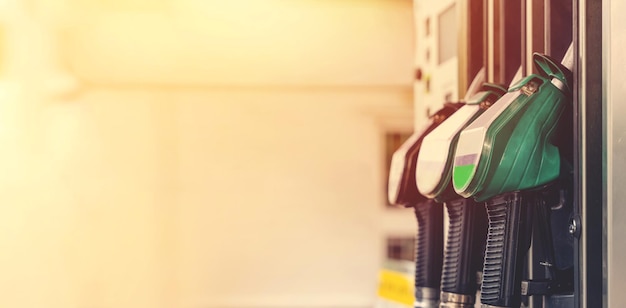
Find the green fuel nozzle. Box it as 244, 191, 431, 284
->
452, 48, 573, 202
450, 44, 574, 308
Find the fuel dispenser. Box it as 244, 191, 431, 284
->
452, 44, 574, 307
414, 78, 506, 308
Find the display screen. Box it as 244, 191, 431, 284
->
438, 4, 457, 64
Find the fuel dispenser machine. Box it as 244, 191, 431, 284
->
453, 44, 575, 307
389, 44, 574, 306
388, 71, 506, 308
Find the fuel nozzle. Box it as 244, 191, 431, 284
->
452, 44, 574, 308
413, 73, 507, 308
415, 82, 506, 202
388, 102, 462, 308
452, 44, 573, 202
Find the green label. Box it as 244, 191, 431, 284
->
453, 164, 475, 190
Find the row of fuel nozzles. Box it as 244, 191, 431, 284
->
387, 43, 575, 308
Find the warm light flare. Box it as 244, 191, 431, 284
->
0, 1, 414, 307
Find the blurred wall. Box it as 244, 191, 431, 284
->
53, 0, 415, 87
175, 92, 411, 308
0, 1, 414, 308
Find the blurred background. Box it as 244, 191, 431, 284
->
0, 0, 417, 307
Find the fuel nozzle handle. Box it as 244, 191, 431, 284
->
480, 192, 533, 308
413, 199, 444, 308
439, 198, 488, 308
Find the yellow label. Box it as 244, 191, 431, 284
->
377, 269, 414, 306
